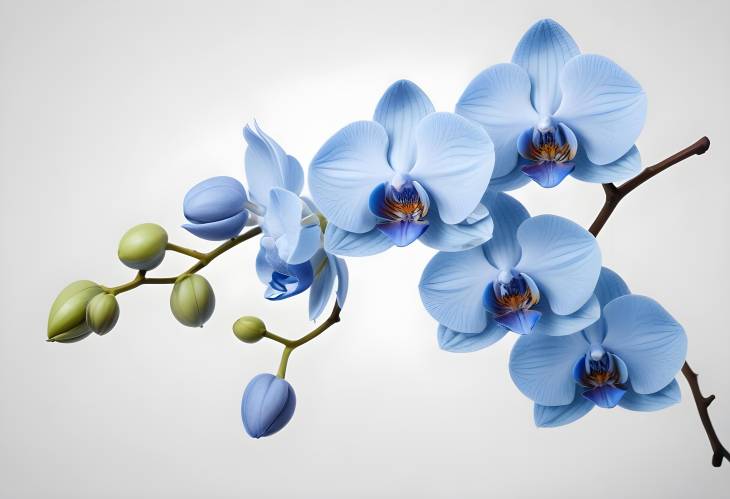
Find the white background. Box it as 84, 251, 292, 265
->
1, 1, 728, 497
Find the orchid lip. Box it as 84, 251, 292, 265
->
517, 122, 578, 188
484, 271, 541, 334
369, 179, 431, 246
572, 351, 629, 408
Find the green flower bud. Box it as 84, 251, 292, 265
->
118, 223, 168, 270
86, 293, 120, 335
232, 316, 267, 343
47, 280, 104, 343
170, 274, 215, 327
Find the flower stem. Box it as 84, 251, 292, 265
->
105, 226, 262, 295
270, 303, 342, 378
589, 136, 728, 468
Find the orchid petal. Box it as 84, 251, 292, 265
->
512, 18, 580, 116
571, 145, 642, 184
510, 331, 588, 406
437, 321, 508, 353
420, 201, 493, 252
481, 191, 530, 270
456, 63, 538, 182
602, 295, 687, 395
324, 223, 393, 257
419, 247, 498, 333
309, 121, 393, 233
554, 54, 647, 165
618, 379, 681, 412
410, 112, 494, 225
373, 79, 435, 173
517, 215, 601, 315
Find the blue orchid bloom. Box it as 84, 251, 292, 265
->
309, 79, 496, 257
420, 192, 601, 350
509, 267, 687, 427
457, 18, 646, 190
244, 123, 348, 320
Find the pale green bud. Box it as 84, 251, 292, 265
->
118, 223, 168, 270
232, 316, 267, 343
47, 280, 104, 342
86, 292, 120, 335
170, 274, 215, 327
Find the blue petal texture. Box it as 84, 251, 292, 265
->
571, 145, 642, 184
534, 386, 594, 427
324, 223, 393, 257
531, 294, 600, 337
241, 373, 296, 439
582, 384, 626, 408
332, 254, 348, 308
308, 251, 335, 321
618, 379, 681, 412
517, 215, 601, 315
419, 246, 498, 333
264, 188, 321, 265
512, 18, 580, 116
602, 295, 687, 395
182, 176, 249, 240
509, 331, 588, 406
495, 309, 542, 335
410, 112, 495, 225
256, 243, 314, 300
244, 122, 303, 206
554, 54, 647, 165
482, 191, 530, 270
521, 161, 575, 188
582, 266, 631, 344
437, 322, 507, 353
373, 80, 435, 172
183, 211, 249, 241
183, 176, 248, 223
376, 220, 429, 247
419, 201, 494, 252
456, 63, 538, 185
309, 121, 393, 233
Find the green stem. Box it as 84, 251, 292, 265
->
277, 347, 293, 378
271, 303, 342, 378
106, 226, 262, 295
166, 243, 207, 260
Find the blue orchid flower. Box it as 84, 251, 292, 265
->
309, 80, 496, 257
244, 123, 348, 320
509, 267, 687, 427
457, 18, 646, 190
420, 192, 601, 349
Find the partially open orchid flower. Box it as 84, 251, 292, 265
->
420, 192, 601, 351
457, 18, 646, 190
509, 267, 687, 427
309, 79, 496, 257
242, 125, 348, 320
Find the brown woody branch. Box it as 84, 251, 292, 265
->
589, 136, 728, 468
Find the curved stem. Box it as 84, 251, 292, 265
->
106, 226, 262, 295
589, 137, 710, 235
270, 303, 342, 378
589, 136, 728, 468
